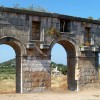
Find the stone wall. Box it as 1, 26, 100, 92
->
71, 21, 100, 46
40, 17, 60, 43
1, 11, 100, 48
78, 52, 99, 89
0, 11, 29, 46
22, 56, 51, 93
0, 8, 100, 93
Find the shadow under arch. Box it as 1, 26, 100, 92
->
0, 36, 27, 93
49, 37, 77, 91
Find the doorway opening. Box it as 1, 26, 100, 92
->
51, 39, 76, 91
0, 44, 16, 93
51, 43, 67, 91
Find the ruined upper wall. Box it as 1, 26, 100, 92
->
71, 21, 100, 46
0, 6, 100, 48
0, 9, 30, 46
0, 6, 100, 25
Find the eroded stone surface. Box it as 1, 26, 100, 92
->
0, 7, 100, 93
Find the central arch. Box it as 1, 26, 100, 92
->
0, 36, 26, 93
49, 37, 77, 91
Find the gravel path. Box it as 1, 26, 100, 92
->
0, 88, 100, 100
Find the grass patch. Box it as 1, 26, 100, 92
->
51, 75, 68, 91
0, 66, 16, 93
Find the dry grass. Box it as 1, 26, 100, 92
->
0, 74, 67, 93
51, 75, 68, 91
0, 79, 16, 94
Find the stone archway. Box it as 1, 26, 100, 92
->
0, 36, 26, 93
49, 37, 77, 91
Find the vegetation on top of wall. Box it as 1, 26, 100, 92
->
0, 3, 48, 12
87, 16, 93, 20
13, 3, 48, 12
46, 27, 60, 38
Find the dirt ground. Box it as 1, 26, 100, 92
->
1, 75, 100, 100
51, 75, 68, 90
0, 88, 100, 100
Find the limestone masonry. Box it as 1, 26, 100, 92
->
0, 6, 100, 93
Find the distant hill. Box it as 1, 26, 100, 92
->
0, 59, 16, 74
0, 58, 16, 68
0, 59, 67, 75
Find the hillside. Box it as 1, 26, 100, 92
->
0, 59, 16, 93
0, 58, 16, 68
0, 59, 67, 75
0, 59, 16, 74
0, 59, 67, 93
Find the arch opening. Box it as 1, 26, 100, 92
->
51, 43, 67, 91
50, 39, 77, 91
0, 37, 25, 93
0, 44, 16, 93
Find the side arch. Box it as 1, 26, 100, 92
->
0, 36, 27, 93
0, 36, 27, 56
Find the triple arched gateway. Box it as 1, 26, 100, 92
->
0, 7, 100, 93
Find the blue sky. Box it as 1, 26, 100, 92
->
0, 0, 100, 19
0, 44, 15, 63
0, 0, 100, 64
51, 44, 67, 65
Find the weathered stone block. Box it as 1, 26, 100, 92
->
0, 7, 100, 93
